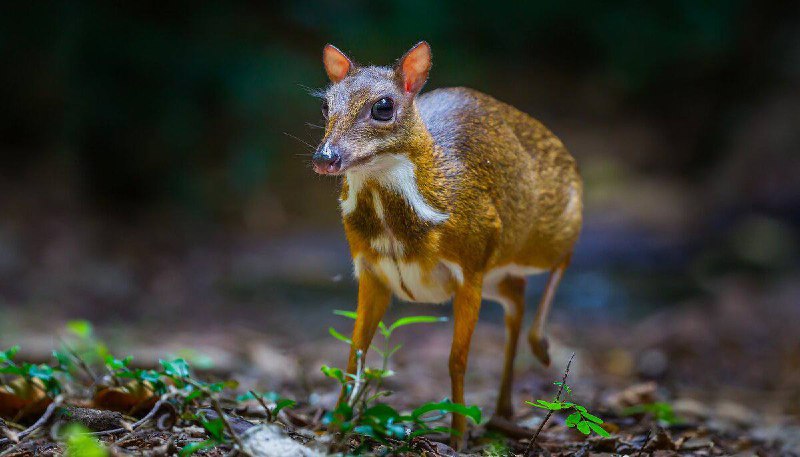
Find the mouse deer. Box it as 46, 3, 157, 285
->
312, 41, 582, 448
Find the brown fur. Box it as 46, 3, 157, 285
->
343, 87, 582, 273
316, 42, 582, 448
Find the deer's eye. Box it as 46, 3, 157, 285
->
371, 98, 393, 121
321, 100, 329, 118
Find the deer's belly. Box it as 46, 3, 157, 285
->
369, 257, 463, 304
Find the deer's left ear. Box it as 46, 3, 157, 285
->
396, 41, 431, 95
323, 44, 353, 83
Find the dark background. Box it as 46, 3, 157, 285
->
1, 1, 798, 410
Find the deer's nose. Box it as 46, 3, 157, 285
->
312, 143, 342, 174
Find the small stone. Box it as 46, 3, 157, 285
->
681, 437, 715, 450
240, 424, 324, 457
672, 398, 711, 419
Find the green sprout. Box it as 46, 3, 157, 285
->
323, 312, 481, 454
178, 416, 228, 456
622, 401, 681, 425
62, 423, 108, 457
1, 345, 64, 396
526, 380, 610, 437
237, 390, 296, 422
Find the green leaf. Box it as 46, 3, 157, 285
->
325, 402, 354, 426
412, 400, 481, 424
1, 345, 20, 363
530, 399, 563, 410
237, 391, 256, 402
28, 364, 54, 381
364, 368, 394, 379
184, 388, 206, 403
580, 411, 603, 424
333, 310, 358, 320
385, 422, 407, 438
52, 350, 73, 370
66, 320, 93, 339
328, 327, 352, 345
63, 423, 108, 457
566, 412, 582, 427
200, 418, 226, 441
576, 420, 590, 434
363, 404, 400, 423
0, 366, 24, 375
274, 398, 296, 414
554, 381, 572, 394
574, 404, 587, 413
138, 370, 161, 382
321, 365, 345, 383
378, 321, 390, 338
179, 440, 216, 456
208, 380, 238, 392
388, 316, 447, 332
160, 358, 191, 378
105, 356, 133, 371
622, 402, 681, 425
352, 424, 377, 438
587, 421, 610, 437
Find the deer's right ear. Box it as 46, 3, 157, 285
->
323, 44, 352, 83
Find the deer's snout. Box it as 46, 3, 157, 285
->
312, 143, 343, 175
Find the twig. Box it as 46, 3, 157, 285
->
525, 352, 575, 457
248, 390, 274, 422
635, 426, 653, 457
59, 340, 100, 386
211, 397, 246, 454
0, 397, 63, 452
87, 394, 171, 438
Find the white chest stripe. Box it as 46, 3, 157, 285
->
340, 154, 448, 224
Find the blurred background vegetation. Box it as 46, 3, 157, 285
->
0, 1, 798, 392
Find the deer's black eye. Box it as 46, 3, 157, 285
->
371, 98, 393, 121
321, 100, 329, 118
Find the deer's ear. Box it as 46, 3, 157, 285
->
396, 41, 431, 95
323, 44, 352, 83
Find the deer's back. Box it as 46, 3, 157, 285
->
417, 87, 582, 270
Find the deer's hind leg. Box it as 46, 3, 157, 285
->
528, 257, 570, 367
485, 275, 526, 419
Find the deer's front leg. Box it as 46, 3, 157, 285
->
449, 274, 482, 450
343, 268, 391, 391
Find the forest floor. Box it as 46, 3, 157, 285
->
1, 271, 799, 456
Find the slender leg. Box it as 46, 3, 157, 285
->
340, 269, 391, 401
494, 276, 526, 419
449, 274, 483, 450
528, 258, 569, 367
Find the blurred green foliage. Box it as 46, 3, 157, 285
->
0, 1, 788, 224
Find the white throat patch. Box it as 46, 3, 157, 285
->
340, 154, 448, 224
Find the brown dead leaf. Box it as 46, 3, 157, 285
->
645, 428, 678, 451
0, 378, 52, 422
93, 380, 157, 416
607, 381, 658, 409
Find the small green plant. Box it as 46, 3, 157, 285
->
1, 322, 302, 456
622, 401, 680, 425
104, 354, 166, 394
482, 436, 511, 457
62, 423, 108, 457
178, 415, 229, 456
323, 312, 481, 453
525, 353, 610, 450
0, 345, 63, 397
237, 390, 296, 422
526, 393, 609, 436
